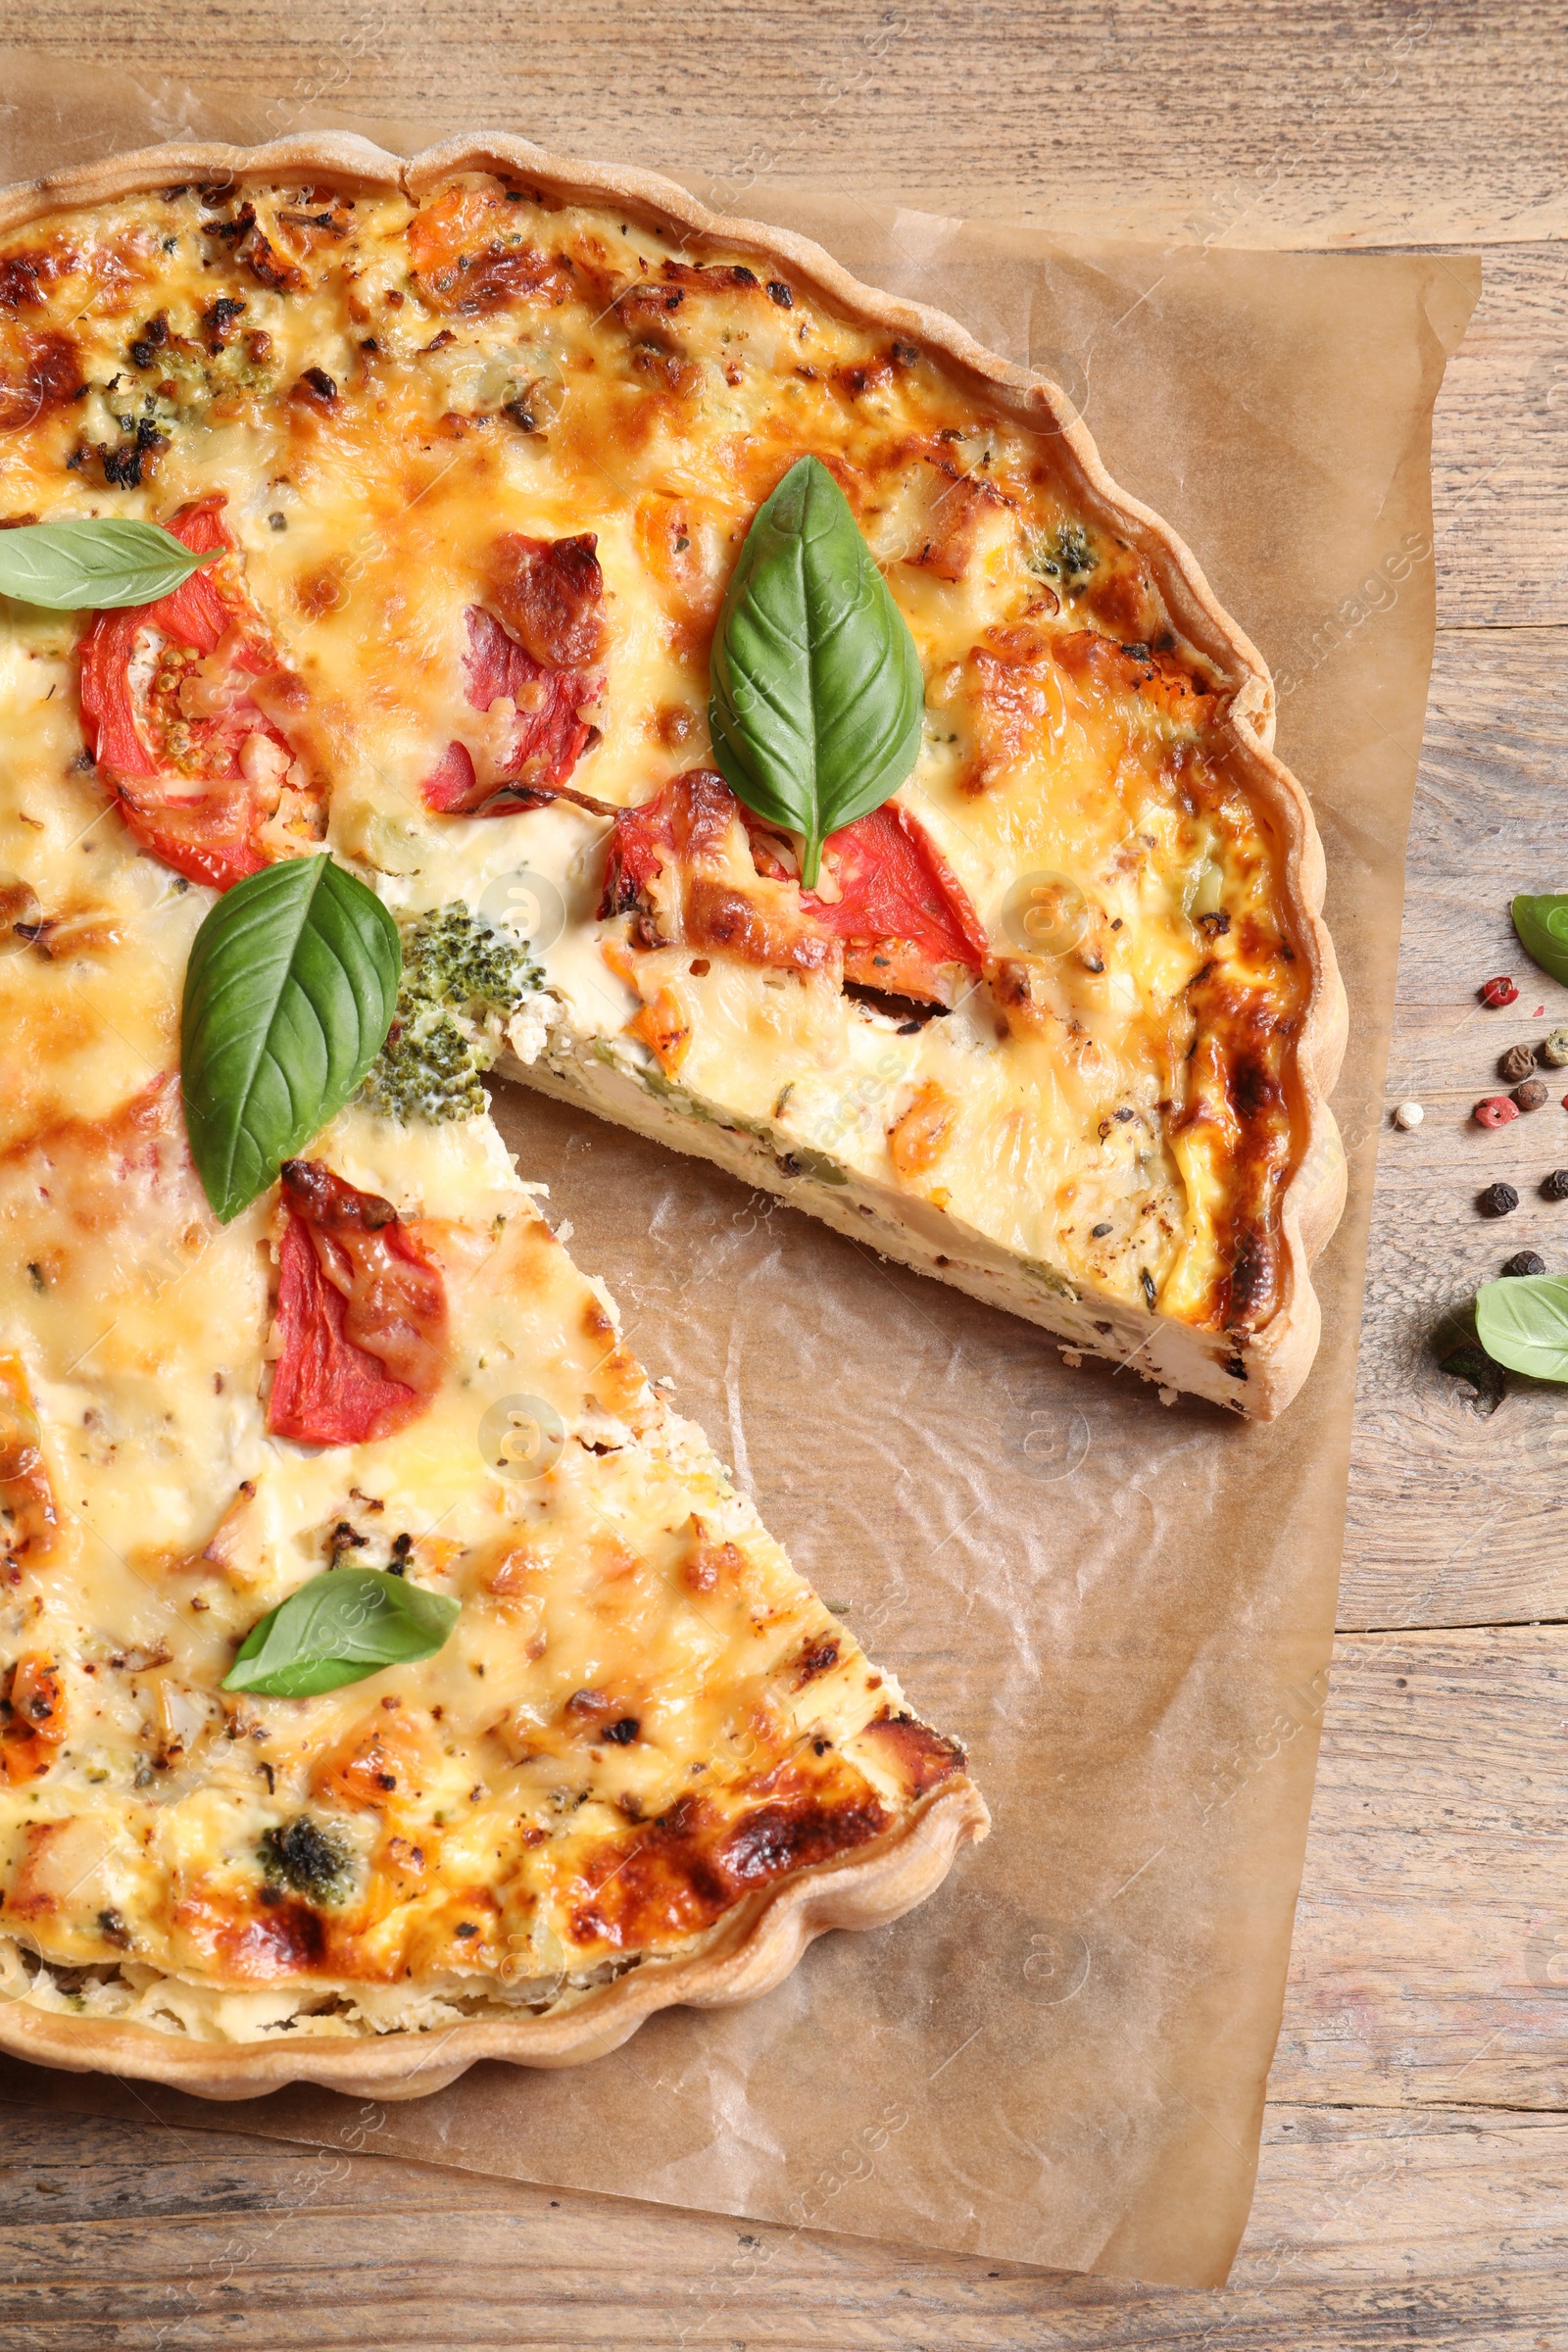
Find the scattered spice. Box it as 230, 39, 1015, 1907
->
1474, 1096, 1520, 1129
1544, 1170, 1568, 1202
1500, 1042, 1539, 1082
1543, 1028, 1568, 1068
1437, 1339, 1506, 1414
1503, 1250, 1547, 1276
1478, 1182, 1520, 1216
1513, 1078, 1550, 1111
1393, 1101, 1424, 1130
1480, 976, 1519, 1008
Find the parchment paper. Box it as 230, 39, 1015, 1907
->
0, 54, 1477, 2289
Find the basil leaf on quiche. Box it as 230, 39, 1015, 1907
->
0, 517, 219, 610
1475, 1274, 1568, 1384
223, 1568, 462, 1697
1512, 893, 1568, 989
181, 855, 401, 1223
709, 455, 925, 889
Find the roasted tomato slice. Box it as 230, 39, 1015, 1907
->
601, 772, 987, 1005
268, 1161, 448, 1447
77, 496, 322, 893
798, 803, 988, 997
420, 533, 606, 816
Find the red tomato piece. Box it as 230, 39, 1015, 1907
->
803, 804, 988, 995
77, 496, 318, 893
599, 767, 738, 919
599, 772, 988, 1007
268, 1161, 448, 1448
600, 788, 677, 919
419, 536, 605, 817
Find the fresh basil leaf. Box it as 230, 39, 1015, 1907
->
181, 855, 400, 1223
0, 518, 219, 610
1475, 1275, 1568, 1382
222, 1569, 461, 1697
1512, 894, 1568, 988
709, 455, 925, 889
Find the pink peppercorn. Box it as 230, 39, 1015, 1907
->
1475, 1096, 1521, 1128
1480, 976, 1519, 1007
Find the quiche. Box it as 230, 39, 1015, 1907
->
0, 126, 1340, 2096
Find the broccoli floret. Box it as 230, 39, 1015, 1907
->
1027, 520, 1099, 584
362, 904, 543, 1124
403, 903, 538, 1010
259, 1815, 354, 1906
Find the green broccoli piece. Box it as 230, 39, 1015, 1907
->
1027, 520, 1099, 585
258, 1816, 354, 1906
362, 903, 543, 1124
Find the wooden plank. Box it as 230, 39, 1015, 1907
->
5, 2, 1568, 249
1342, 629, 1568, 1630
1273, 1627, 1568, 2113
0, 2099, 1564, 2349
1432, 247, 1568, 629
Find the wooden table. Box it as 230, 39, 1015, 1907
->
4, 8, 1568, 2343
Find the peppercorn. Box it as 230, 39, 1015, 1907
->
1503, 1250, 1547, 1276
1474, 1096, 1520, 1129
1544, 1170, 1568, 1202
1543, 1028, 1568, 1068
1513, 1078, 1550, 1111
1479, 1182, 1520, 1216
1500, 1042, 1540, 1082
1480, 976, 1519, 1007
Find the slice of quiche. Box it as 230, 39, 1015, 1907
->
0, 1073, 982, 2090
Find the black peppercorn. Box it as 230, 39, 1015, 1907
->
1513, 1078, 1550, 1111
1479, 1182, 1520, 1216
1503, 1250, 1547, 1276
1500, 1041, 1539, 1082
1544, 1170, 1568, 1202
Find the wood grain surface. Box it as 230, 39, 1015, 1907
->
6, 1, 1568, 247
3, 5, 1568, 2344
